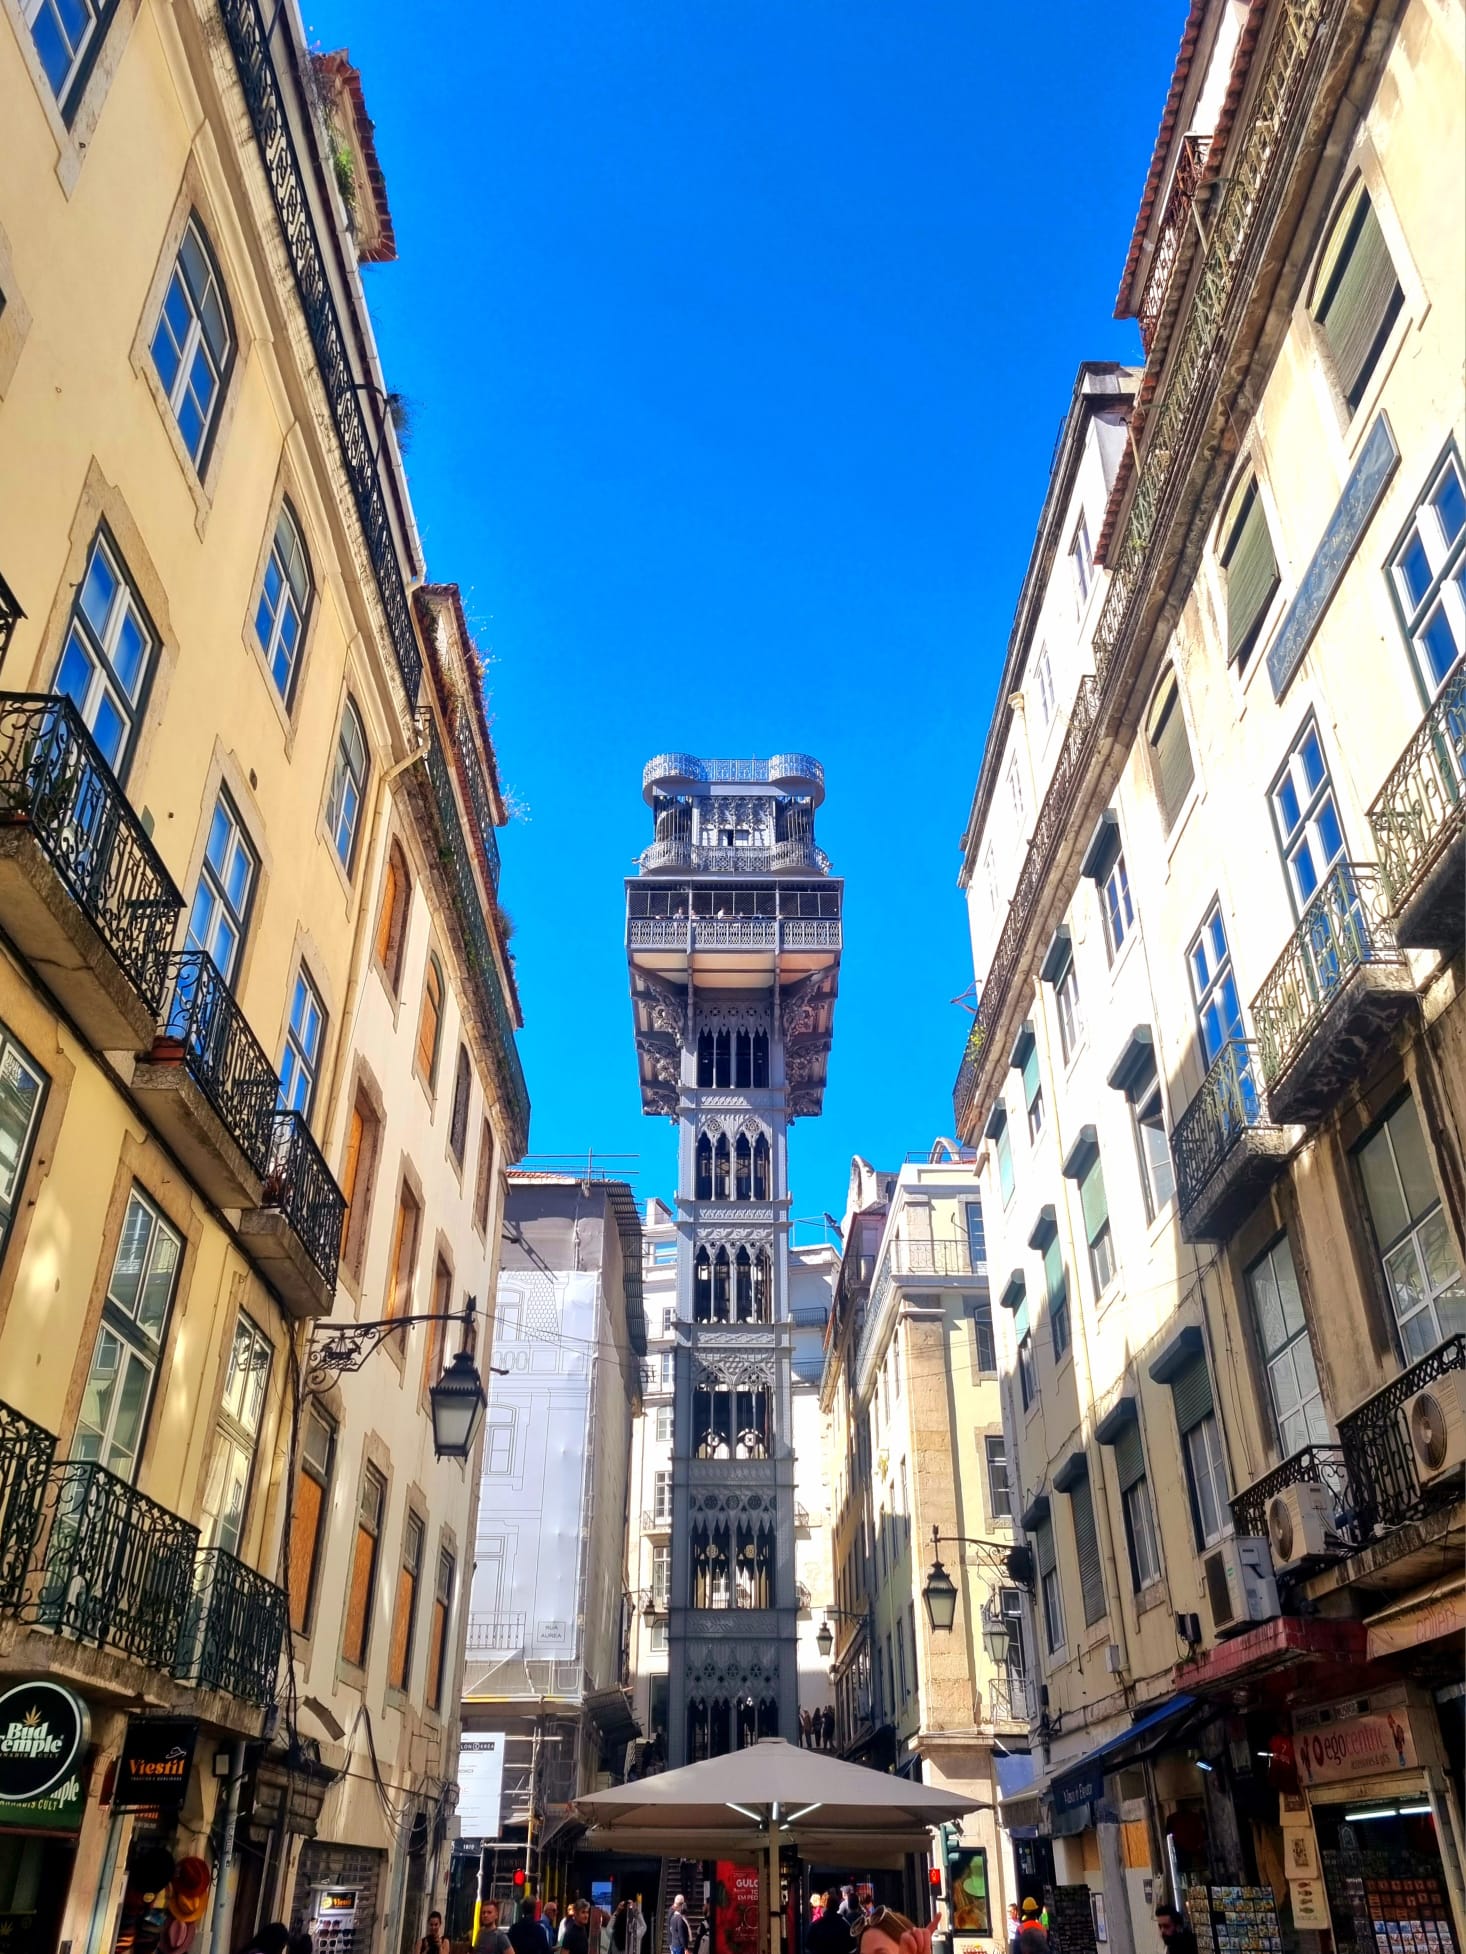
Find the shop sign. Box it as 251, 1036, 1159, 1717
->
1289, 1880, 1330, 1932
1366, 1588, 1466, 1661
0, 1680, 89, 1804
713, 1861, 761, 1954
1292, 1690, 1425, 1786
1052, 1764, 1104, 1817
114, 1717, 197, 1809
457, 1733, 506, 1839
1281, 1826, 1320, 1879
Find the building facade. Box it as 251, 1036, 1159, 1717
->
0, 1, 526, 1945
625, 752, 840, 1762
955, 2, 1465, 1950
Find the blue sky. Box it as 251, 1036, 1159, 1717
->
307, 0, 1179, 1226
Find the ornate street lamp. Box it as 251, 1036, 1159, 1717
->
428, 1346, 489, 1459
922, 1554, 958, 1633
307, 1299, 496, 1461
816, 1621, 833, 1659
921, 1525, 1026, 1633
814, 1607, 870, 1662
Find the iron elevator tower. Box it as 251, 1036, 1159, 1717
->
626, 754, 841, 1763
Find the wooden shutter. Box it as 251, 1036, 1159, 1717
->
1113, 1420, 1147, 1493
374, 855, 399, 969
287, 1471, 323, 1633
1034, 1517, 1056, 1576
1225, 486, 1280, 662
1068, 1471, 1107, 1626
1171, 1351, 1214, 1433
339, 1101, 364, 1255
1080, 1158, 1110, 1245
1148, 677, 1195, 826
1318, 195, 1401, 404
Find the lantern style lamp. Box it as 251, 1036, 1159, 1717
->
428, 1347, 488, 1459
922, 1555, 959, 1633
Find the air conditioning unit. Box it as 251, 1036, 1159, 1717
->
1202, 1536, 1279, 1636
1404, 1372, 1466, 1486
1266, 1481, 1336, 1572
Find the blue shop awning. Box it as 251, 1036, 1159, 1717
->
1049, 1695, 1200, 1817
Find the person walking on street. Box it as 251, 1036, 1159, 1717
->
1157, 1908, 1198, 1954
414, 1913, 448, 1954
563, 1901, 592, 1954
669, 1895, 691, 1954
480, 1901, 512, 1954
511, 1899, 552, 1954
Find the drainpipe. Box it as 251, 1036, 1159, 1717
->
206, 1739, 249, 1954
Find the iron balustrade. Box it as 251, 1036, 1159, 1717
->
694, 918, 776, 949
0, 1401, 55, 1616
215, 0, 421, 706
639, 840, 831, 876
464, 1611, 527, 1652
642, 753, 825, 794
1230, 1443, 1357, 1550
0, 694, 183, 1014
629, 918, 691, 949
952, 0, 1337, 1139
1368, 667, 1466, 915
1339, 1333, 1466, 1540
1250, 862, 1402, 1088
262, 1110, 346, 1288
0, 568, 23, 660
986, 1673, 1038, 1725
32, 1460, 200, 1669
160, 953, 279, 1178
855, 1239, 983, 1384
450, 701, 502, 893
641, 1507, 673, 1533
780, 918, 841, 949
1136, 135, 1213, 353
1173, 1039, 1277, 1212
176, 1545, 286, 1703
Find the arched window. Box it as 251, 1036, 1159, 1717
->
752, 1135, 770, 1202
449, 1046, 472, 1163
1146, 671, 1194, 835
327, 698, 368, 871
694, 1249, 712, 1322
254, 501, 313, 703
714, 1029, 732, 1088
1309, 181, 1403, 410
734, 1030, 752, 1088
734, 1135, 752, 1200
416, 954, 445, 1086
149, 214, 235, 467
752, 1030, 769, 1087
374, 840, 411, 993
751, 1250, 769, 1321
695, 1134, 713, 1200
712, 1248, 731, 1321
734, 1248, 753, 1320
713, 1135, 730, 1199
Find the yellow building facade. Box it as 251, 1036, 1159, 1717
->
0, 0, 526, 1945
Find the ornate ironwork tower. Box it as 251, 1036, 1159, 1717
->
627, 754, 841, 1762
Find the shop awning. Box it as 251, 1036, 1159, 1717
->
994, 1751, 1040, 1838
1365, 1579, 1466, 1660
1174, 1615, 1367, 1693
1049, 1695, 1200, 1829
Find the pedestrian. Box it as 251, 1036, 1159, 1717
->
1157, 1909, 1199, 1954
800, 1709, 813, 1747
854, 1906, 935, 1954
809, 1893, 854, 1954
559, 1904, 574, 1949
630, 1897, 648, 1954
481, 1899, 512, 1954
544, 1903, 560, 1941
669, 1894, 691, 1954
564, 1900, 592, 1954
1016, 1930, 1049, 1954
838, 1890, 858, 1927
512, 1899, 552, 1954
822, 1705, 835, 1750
1007, 1903, 1023, 1954
415, 1911, 449, 1954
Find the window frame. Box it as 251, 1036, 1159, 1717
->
1218, 475, 1281, 668
1017, 1330, 1036, 1411
474, 1117, 495, 1235
73, 1185, 184, 1483
185, 790, 258, 986
374, 841, 412, 994
288, 1400, 336, 1636
1122, 1474, 1162, 1591
1131, 1072, 1176, 1225
1354, 1092, 1465, 1363
984, 1435, 1012, 1523
342, 1465, 386, 1670
1070, 511, 1093, 611
326, 697, 369, 875
1034, 643, 1056, 727
1387, 440, 1466, 705
148, 213, 235, 473
448, 1046, 472, 1165
416, 954, 446, 1089
202, 1308, 271, 1556
1187, 900, 1246, 1068
1244, 1233, 1330, 1456
52, 525, 158, 780
1145, 670, 1195, 835
278, 963, 326, 1120
22, 0, 119, 120
253, 500, 314, 708
1099, 850, 1134, 965
0, 1021, 48, 1272
1308, 180, 1404, 412
1184, 1413, 1230, 1550
1268, 714, 1347, 917
387, 1508, 425, 1694
426, 1545, 455, 1711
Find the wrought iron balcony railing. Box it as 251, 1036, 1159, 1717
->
1230, 1443, 1358, 1550
1136, 134, 1213, 353
0, 1401, 54, 1616
464, 1611, 528, 1653
262, 1111, 346, 1289
641, 1507, 673, 1533
641, 753, 825, 794
176, 1545, 286, 1704
638, 838, 831, 876
1339, 1334, 1466, 1540
985, 1673, 1038, 1725
0, 567, 22, 658
159, 952, 279, 1178
216, 0, 421, 704
449, 699, 502, 893
0, 694, 183, 1013
33, 1459, 200, 1670
1369, 667, 1466, 920
1173, 1039, 1277, 1210
628, 917, 842, 954
1251, 862, 1403, 1089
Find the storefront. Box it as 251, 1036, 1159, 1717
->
0, 1678, 90, 1949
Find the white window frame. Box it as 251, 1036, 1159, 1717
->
327, 699, 369, 872
1100, 851, 1134, 964
202, 1309, 271, 1555
1184, 1413, 1229, 1548
186, 793, 257, 984
149, 216, 233, 467
22, 0, 113, 116
1070, 512, 1093, 610
1034, 644, 1056, 727
278, 965, 325, 1118
984, 1435, 1011, 1522
53, 529, 156, 777
1270, 717, 1347, 914
1245, 1235, 1329, 1456
74, 1187, 183, 1481
1389, 446, 1466, 700
1123, 1475, 1162, 1589
254, 502, 313, 705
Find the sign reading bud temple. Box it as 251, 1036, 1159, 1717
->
115, 1716, 198, 1810
0, 1679, 90, 1804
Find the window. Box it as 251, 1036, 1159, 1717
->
288, 1402, 335, 1633
388, 1512, 424, 1692
651, 1543, 671, 1606
278, 966, 325, 1118
24, 0, 116, 113
448, 1047, 472, 1164
1035, 1519, 1065, 1655
74, 1188, 182, 1481
342, 1468, 386, 1667
339, 1087, 381, 1280
1169, 1350, 1228, 1548
964, 1201, 986, 1269
1034, 644, 1056, 727
1067, 1469, 1107, 1627
1246, 1236, 1329, 1454
485, 1415, 514, 1474
1132, 1078, 1176, 1222
374, 842, 411, 992
426, 1547, 455, 1711
53, 529, 155, 774
653, 1470, 672, 1523
0, 1024, 47, 1269
661, 1305, 677, 1335
983, 848, 1000, 918
1021, 1039, 1044, 1143
1055, 957, 1082, 1065
1188, 902, 1245, 1067
326, 699, 368, 872
201, 1310, 270, 1555
654, 1405, 672, 1444
896, 1615, 908, 1704
1076, 1152, 1115, 1295
150, 217, 233, 467
971, 1296, 996, 1375
424, 1254, 453, 1386
649, 1619, 669, 1654
254, 503, 312, 703
994, 1109, 1014, 1206
1017, 1321, 1036, 1412
1146, 672, 1195, 833
1220, 478, 1280, 666
186, 794, 256, 984
1356, 1094, 1465, 1360
985, 1436, 1012, 1522
1070, 513, 1093, 610
385, 1182, 420, 1321
1111, 1420, 1162, 1591
1311, 184, 1403, 409
1007, 757, 1026, 831
416, 956, 445, 1085
1390, 448, 1466, 695
474, 1119, 495, 1234
886, 1635, 896, 1715
1271, 717, 1345, 910
1043, 1234, 1069, 1362
1100, 852, 1134, 963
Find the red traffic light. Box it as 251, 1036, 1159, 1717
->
514, 1870, 527, 1888
929, 1870, 942, 1889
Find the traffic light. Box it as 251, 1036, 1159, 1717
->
929, 1868, 943, 1890
514, 1869, 527, 1891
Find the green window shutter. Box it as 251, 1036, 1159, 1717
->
1022, 1044, 1042, 1110
1170, 1351, 1214, 1433
1068, 1472, 1107, 1626
1113, 1420, 1146, 1493
1148, 680, 1195, 826
1080, 1158, 1110, 1245
1014, 1299, 1030, 1341
1043, 1236, 1065, 1306
997, 1124, 1014, 1202
1034, 1518, 1056, 1576
1319, 197, 1402, 405
1225, 487, 1280, 663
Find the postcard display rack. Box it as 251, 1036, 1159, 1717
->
1319, 1852, 1459, 1954
1185, 1885, 1285, 1954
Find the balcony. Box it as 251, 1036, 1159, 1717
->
638, 838, 831, 876
1250, 863, 1414, 1125
641, 1506, 673, 1536
1369, 669, 1466, 951
133, 953, 278, 1209
1339, 1334, 1466, 1542
641, 753, 825, 802
0, 695, 183, 1049
0, 1401, 55, 1615
464, 1611, 527, 1654
984, 1673, 1038, 1727
1231, 1444, 1358, 1555
176, 1546, 287, 1704
1172, 1040, 1294, 1242
239, 1111, 345, 1318
1136, 134, 1212, 355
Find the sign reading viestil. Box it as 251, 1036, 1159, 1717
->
0, 1679, 90, 1804
114, 1716, 198, 1810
